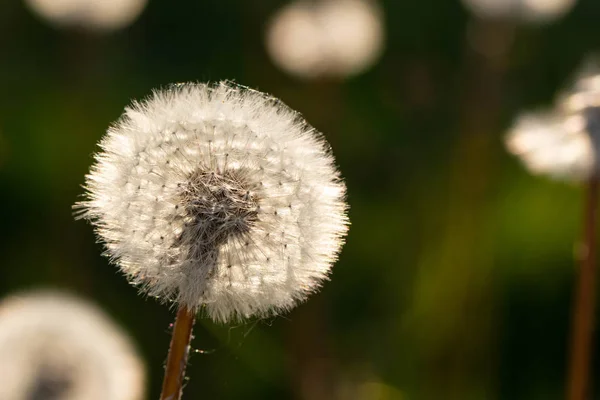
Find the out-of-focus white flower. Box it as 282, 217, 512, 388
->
461, 0, 576, 23
506, 62, 600, 181
266, 0, 384, 79
507, 113, 594, 180
76, 82, 349, 323
0, 291, 145, 400
24, 0, 147, 31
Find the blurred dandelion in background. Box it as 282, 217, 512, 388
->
265, 0, 384, 79
24, 0, 148, 31
507, 61, 600, 180
461, 0, 577, 23
0, 290, 145, 400
506, 112, 594, 180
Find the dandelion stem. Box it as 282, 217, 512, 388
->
160, 306, 196, 400
567, 174, 599, 400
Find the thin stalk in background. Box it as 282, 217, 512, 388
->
568, 174, 599, 400
416, 18, 514, 398
160, 306, 196, 400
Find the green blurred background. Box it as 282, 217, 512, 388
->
1, 0, 600, 399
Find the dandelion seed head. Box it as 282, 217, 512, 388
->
25, 0, 147, 31
0, 291, 145, 400
266, 0, 384, 79
77, 82, 349, 322
506, 112, 595, 180
506, 60, 600, 181
461, 0, 576, 23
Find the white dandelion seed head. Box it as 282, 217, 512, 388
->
461, 0, 576, 23
77, 82, 349, 323
506, 60, 600, 181
506, 111, 595, 180
0, 290, 145, 400
265, 0, 384, 79
24, 0, 148, 31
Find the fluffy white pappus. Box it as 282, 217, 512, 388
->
76, 82, 349, 323
506, 112, 595, 180
461, 0, 576, 23
506, 60, 600, 181
266, 0, 384, 79
25, 0, 147, 31
0, 290, 145, 400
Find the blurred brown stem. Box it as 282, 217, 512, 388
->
567, 175, 599, 400
160, 305, 196, 400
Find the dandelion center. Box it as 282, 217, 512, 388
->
26, 365, 73, 400
179, 169, 260, 260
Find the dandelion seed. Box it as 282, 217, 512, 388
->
76, 82, 349, 322
0, 290, 145, 400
